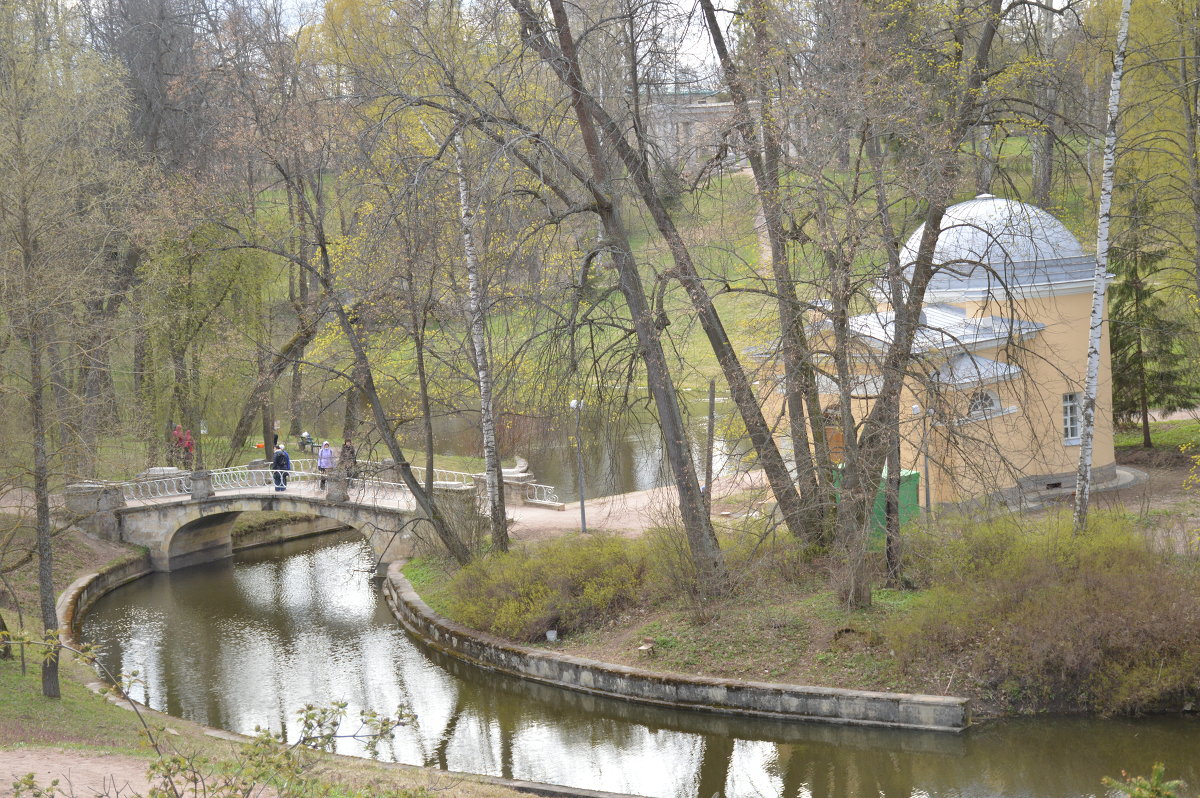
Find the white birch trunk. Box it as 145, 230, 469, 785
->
1074, 0, 1132, 532
455, 135, 508, 550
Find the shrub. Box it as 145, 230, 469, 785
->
890, 511, 1200, 714
446, 535, 646, 641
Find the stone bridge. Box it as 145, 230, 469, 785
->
64, 460, 560, 573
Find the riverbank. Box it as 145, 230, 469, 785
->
404, 458, 1200, 719
385, 560, 969, 730
0, 515, 590, 798
6, 453, 1197, 792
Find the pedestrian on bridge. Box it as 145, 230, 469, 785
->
339, 439, 357, 479
272, 444, 291, 491
317, 441, 334, 488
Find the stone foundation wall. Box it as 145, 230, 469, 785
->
383, 563, 970, 732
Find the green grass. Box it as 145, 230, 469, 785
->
0, 659, 159, 752
1114, 419, 1200, 451
400, 557, 456, 616
1, 518, 141, 630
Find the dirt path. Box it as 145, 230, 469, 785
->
508, 469, 769, 542
0, 748, 152, 797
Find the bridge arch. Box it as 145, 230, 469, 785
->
118, 494, 417, 572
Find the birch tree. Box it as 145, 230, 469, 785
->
1075, 0, 1133, 532
455, 134, 509, 551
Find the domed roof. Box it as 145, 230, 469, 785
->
899, 195, 1096, 300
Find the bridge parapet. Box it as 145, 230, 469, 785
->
63, 482, 126, 540
123, 472, 193, 501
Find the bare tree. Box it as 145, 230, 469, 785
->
0, 0, 137, 695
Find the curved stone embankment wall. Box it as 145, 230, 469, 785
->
58, 553, 155, 646
55, 543, 646, 798
383, 562, 970, 733
232, 516, 350, 550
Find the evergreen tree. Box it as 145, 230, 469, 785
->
1109, 193, 1200, 448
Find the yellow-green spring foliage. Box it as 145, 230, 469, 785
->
447, 535, 646, 642
890, 512, 1200, 714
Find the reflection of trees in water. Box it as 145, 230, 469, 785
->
698, 736, 736, 798
437, 662, 652, 781
761, 718, 1200, 798
767, 741, 918, 798
406, 403, 750, 501
85, 537, 1200, 798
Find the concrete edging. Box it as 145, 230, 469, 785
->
384, 561, 970, 733
56, 541, 644, 798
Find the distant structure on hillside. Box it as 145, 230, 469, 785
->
812, 195, 1117, 510
645, 92, 745, 174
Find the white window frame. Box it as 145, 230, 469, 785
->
967, 389, 1000, 418
955, 388, 1017, 425
1062, 392, 1082, 444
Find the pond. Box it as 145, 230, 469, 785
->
406, 397, 752, 503
81, 532, 1200, 798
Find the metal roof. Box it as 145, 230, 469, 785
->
840, 303, 1044, 353
932, 353, 1024, 387
898, 195, 1097, 299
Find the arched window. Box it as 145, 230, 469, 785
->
967, 389, 1000, 417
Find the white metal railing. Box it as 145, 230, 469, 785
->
410, 466, 474, 486
207, 465, 319, 491
117, 462, 553, 513
121, 474, 193, 501
208, 466, 272, 491
346, 478, 412, 505
524, 483, 560, 504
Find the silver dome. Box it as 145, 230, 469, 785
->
899, 195, 1096, 300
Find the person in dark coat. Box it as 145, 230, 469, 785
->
271, 444, 291, 491
339, 439, 357, 479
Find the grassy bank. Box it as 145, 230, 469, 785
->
405, 508, 1200, 717
1115, 419, 1200, 454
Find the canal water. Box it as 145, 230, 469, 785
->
81, 532, 1200, 798
401, 398, 752, 503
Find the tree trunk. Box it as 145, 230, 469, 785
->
415, 332, 435, 495
1137, 329, 1151, 449
343, 357, 367, 442
289, 359, 303, 438
455, 136, 508, 551
0, 612, 12, 660
529, 0, 810, 547
885, 433, 901, 587
1032, 4, 1056, 207
287, 176, 305, 439
29, 323, 60, 698
224, 321, 322, 466
332, 305, 472, 565
511, 0, 728, 594
978, 122, 995, 194
700, 0, 831, 537
1074, 0, 1131, 532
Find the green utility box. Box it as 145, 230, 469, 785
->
830, 466, 921, 550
